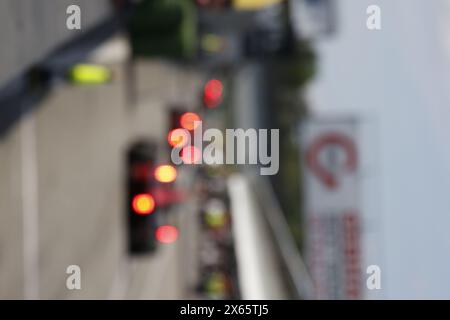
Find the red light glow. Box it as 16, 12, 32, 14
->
167, 128, 190, 147
132, 194, 155, 215
180, 112, 201, 131
203, 79, 223, 108
155, 225, 179, 244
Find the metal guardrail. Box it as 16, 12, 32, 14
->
245, 170, 314, 299
228, 174, 288, 299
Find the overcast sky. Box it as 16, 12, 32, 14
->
307, 0, 450, 298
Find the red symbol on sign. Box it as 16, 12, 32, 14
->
306, 132, 357, 189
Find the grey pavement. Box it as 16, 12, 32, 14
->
0, 35, 203, 299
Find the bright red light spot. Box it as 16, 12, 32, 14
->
155, 225, 179, 244
132, 194, 155, 215
180, 112, 201, 131
203, 79, 223, 108
181, 146, 202, 164
167, 128, 189, 147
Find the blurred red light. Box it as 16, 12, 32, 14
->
203, 79, 223, 108
132, 194, 155, 215
167, 128, 189, 147
180, 112, 201, 131
181, 146, 202, 164
155, 225, 179, 244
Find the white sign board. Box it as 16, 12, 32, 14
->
301, 118, 361, 299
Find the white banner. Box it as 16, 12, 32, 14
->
301, 118, 361, 299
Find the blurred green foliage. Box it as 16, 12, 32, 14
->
127, 0, 197, 60
268, 40, 317, 250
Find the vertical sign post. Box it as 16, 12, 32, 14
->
301, 118, 361, 299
